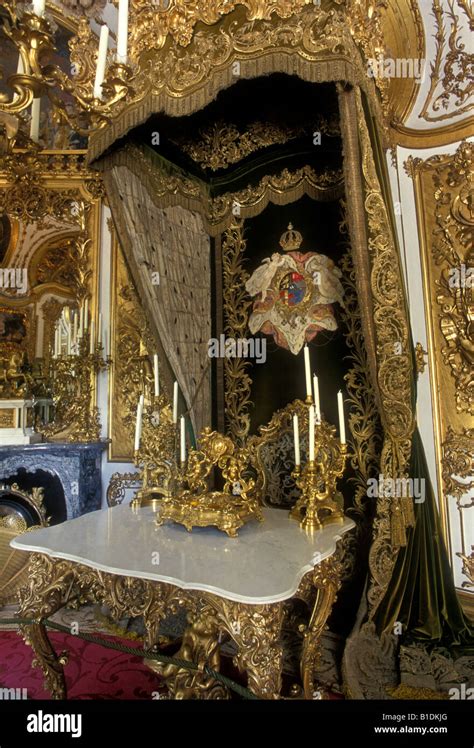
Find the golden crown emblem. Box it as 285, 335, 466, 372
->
279, 223, 303, 252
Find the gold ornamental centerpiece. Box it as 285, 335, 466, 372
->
156, 427, 263, 537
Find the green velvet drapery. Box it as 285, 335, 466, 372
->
374, 419, 473, 646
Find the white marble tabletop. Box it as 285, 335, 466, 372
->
11, 505, 354, 604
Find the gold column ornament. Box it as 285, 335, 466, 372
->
156, 427, 264, 537
291, 420, 347, 531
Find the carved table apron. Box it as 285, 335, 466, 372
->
11, 505, 354, 699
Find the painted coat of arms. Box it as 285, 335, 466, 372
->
245, 224, 345, 354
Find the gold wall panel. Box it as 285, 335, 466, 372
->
0, 409, 15, 428
407, 142, 473, 616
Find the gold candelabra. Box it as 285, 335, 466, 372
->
291, 418, 347, 531
131, 391, 177, 509
44, 332, 110, 443
0, 4, 134, 138
155, 427, 264, 537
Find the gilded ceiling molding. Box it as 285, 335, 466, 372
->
101, 143, 344, 236
418, 0, 474, 123
89, 4, 386, 163
391, 116, 474, 148
380, 0, 425, 125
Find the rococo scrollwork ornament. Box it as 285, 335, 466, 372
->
156, 427, 264, 537
174, 118, 340, 172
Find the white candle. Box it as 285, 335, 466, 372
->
17, 55, 24, 75
33, 0, 46, 16
304, 344, 312, 399
313, 374, 321, 422
172, 381, 178, 423
93, 24, 109, 100
30, 97, 40, 142
153, 354, 159, 397
117, 0, 129, 63
84, 298, 89, 330
67, 323, 72, 356
337, 390, 346, 444
180, 416, 186, 464
73, 311, 78, 351
134, 395, 144, 452
89, 319, 95, 354
97, 312, 102, 344
293, 414, 300, 466
309, 405, 315, 462
79, 304, 84, 339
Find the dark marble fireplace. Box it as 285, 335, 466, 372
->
0, 442, 107, 522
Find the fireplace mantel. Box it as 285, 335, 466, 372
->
0, 442, 107, 519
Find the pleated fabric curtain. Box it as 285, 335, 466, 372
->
98, 152, 212, 438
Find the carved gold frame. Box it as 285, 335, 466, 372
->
406, 142, 473, 620
0, 150, 103, 429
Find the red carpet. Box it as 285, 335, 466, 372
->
0, 630, 162, 700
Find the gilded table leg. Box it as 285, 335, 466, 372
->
218, 601, 284, 699
300, 556, 341, 699
20, 621, 68, 699
152, 604, 229, 699
18, 554, 79, 699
